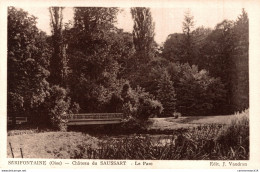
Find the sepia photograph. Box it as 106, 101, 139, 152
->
1, 0, 260, 170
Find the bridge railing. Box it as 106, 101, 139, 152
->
7, 117, 28, 125
69, 113, 124, 120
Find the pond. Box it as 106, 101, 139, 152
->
95, 134, 178, 147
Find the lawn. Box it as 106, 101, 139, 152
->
148, 115, 234, 130
7, 132, 99, 159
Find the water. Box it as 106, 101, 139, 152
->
96, 134, 177, 147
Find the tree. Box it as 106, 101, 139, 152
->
182, 10, 194, 40
49, 7, 68, 87
169, 63, 226, 116
182, 9, 195, 64
131, 7, 155, 63
156, 71, 176, 116
162, 33, 186, 62
199, 19, 236, 113
121, 83, 163, 123
70, 7, 119, 54
162, 10, 198, 64
65, 7, 122, 112
190, 26, 212, 67
230, 9, 249, 111
8, 7, 50, 125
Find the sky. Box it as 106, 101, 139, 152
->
19, 6, 245, 45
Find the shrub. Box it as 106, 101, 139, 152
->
168, 63, 226, 116
43, 85, 71, 131
120, 83, 163, 129
105, 93, 123, 113
156, 71, 176, 117
216, 110, 249, 151
173, 112, 182, 119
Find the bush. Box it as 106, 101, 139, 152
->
43, 85, 71, 131
137, 97, 162, 120
121, 83, 163, 128
156, 71, 176, 117
173, 112, 182, 119
105, 93, 123, 113
168, 63, 226, 116
216, 110, 249, 152
69, 102, 80, 114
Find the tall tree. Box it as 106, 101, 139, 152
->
8, 7, 50, 125
131, 7, 155, 63
190, 26, 212, 67
182, 10, 194, 40
231, 9, 249, 111
49, 7, 67, 87
182, 9, 195, 64
162, 33, 186, 62
71, 7, 119, 54
200, 19, 235, 113
65, 7, 121, 112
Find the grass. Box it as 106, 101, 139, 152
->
148, 114, 236, 131
7, 110, 249, 159
70, 123, 248, 160
7, 132, 99, 158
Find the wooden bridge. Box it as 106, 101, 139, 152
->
67, 113, 124, 125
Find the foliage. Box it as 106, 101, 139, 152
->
156, 71, 176, 116
131, 7, 155, 63
198, 10, 249, 113
173, 112, 182, 119
70, 7, 119, 54
162, 33, 186, 62
130, 58, 168, 94
43, 85, 71, 131
230, 9, 249, 111
167, 63, 226, 116
64, 7, 131, 113
49, 7, 68, 87
121, 83, 163, 122
216, 110, 249, 152
7, 7, 50, 124
182, 10, 195, 37
7, 92, 24, 125
162, 9, 249, 114
182, 10, 195, 64
7, 7, 249, 133
105, 93, 123, 113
